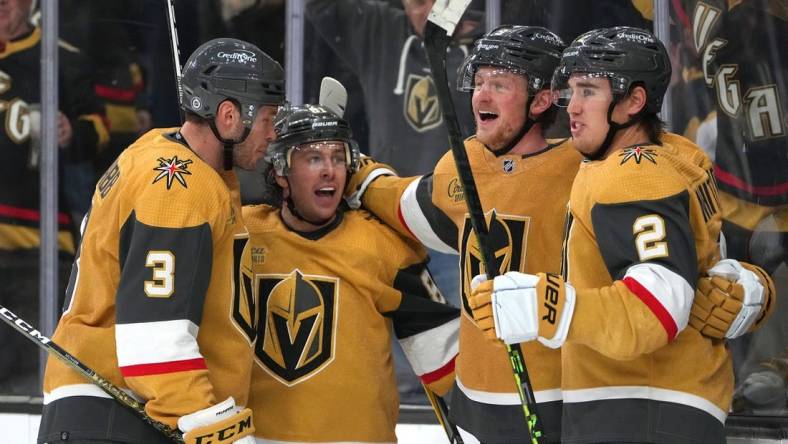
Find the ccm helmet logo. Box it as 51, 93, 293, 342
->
217, 50, 258, 64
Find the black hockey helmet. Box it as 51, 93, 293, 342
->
552, 26, 671, 113
458, 25, 566, 93
266, 104, 360, 176
181, 38, 285, 129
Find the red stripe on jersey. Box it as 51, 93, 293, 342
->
714, 165, 788, 196
420, 355, 456, 384
623, 277, 678, 341
397, 204, 416, 238
120, 357, 206, 377
0, 203, 71, 225
95, 84, 138, 102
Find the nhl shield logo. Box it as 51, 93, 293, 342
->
502, 158, 515, 173
254, 270, 338, 386
403, 74, 443, 132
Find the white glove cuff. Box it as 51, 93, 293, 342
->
538, 283, 576, 349
178, 396, 239, 432
725, 266, 765, 338
345, 167, 396, 209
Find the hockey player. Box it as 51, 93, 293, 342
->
38, 38, 284, 444
468, 27, 775, 443
243, 103, 459, 442
345, 25, 578, 443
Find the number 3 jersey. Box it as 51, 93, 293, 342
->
242, 204, 459, 443
42, 129, 254, 429
561, 133, 733, 442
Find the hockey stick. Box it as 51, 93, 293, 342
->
423, 1, 542, 442
318, 76, 348, 117
165, 0, 183, 109
0, 304, 184, 444
319, 76, 460, 444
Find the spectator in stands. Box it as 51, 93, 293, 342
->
0, 0, 108, 395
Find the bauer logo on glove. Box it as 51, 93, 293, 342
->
468, 271, 576, 348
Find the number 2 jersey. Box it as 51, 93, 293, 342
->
561, 133, 733, 443
360, 137, 582, 442
242, 204, 459, 443
41, 129, 254, 435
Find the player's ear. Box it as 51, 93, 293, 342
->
624, 85, 648, 117
274, 174, 289, 196
215, 99, 240, 130
529, 89, 553, 118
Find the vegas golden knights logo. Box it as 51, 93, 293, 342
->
254, 270, 338, 386
404, 74, 442, 132
459, 210, 529, 318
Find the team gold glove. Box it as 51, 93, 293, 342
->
468, 272, 576, 348
344, 155, 396, 209
689, 259, 776, 339
178, 397, 255, 444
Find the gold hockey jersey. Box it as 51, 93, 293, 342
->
243, 205, 459, 443
562, 133, 732, 442
362, 137, 582, 441
42, 129, 254, 429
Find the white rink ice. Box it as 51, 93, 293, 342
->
1, 413, 449, 443
2, 413, 786, 444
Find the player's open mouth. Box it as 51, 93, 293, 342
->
315, 187, 336, 197
479, 111, 498, 122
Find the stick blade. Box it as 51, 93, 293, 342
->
427, 0, 472, 35
318, 76, 348, 118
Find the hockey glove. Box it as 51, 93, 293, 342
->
178, 397, 255, 444
689, 259, 775, 339
345, 155, 396, 209
468, 272, 576, 348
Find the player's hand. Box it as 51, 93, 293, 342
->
468, 272, 576, 348
178, 397, 255, 444
345, 155, 396, 209
689, 259, 774, 339
733, 370, 786, 411
467, 275, 497, 340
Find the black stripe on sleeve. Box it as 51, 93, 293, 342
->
386, 261, 460, 339
591, 190, 698, 285
416, 174, 459, 250
117, 210, 213, 325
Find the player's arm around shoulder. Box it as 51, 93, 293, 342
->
369, 215, 460, 396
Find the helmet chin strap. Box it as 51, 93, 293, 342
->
583, 99, 639, 161
208, 121, 251, 170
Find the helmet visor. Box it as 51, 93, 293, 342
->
287, 141, 351, 172
461, 67, 530, 98
551, 71, 618, 108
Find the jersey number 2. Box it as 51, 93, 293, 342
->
633, 215, 669, 261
